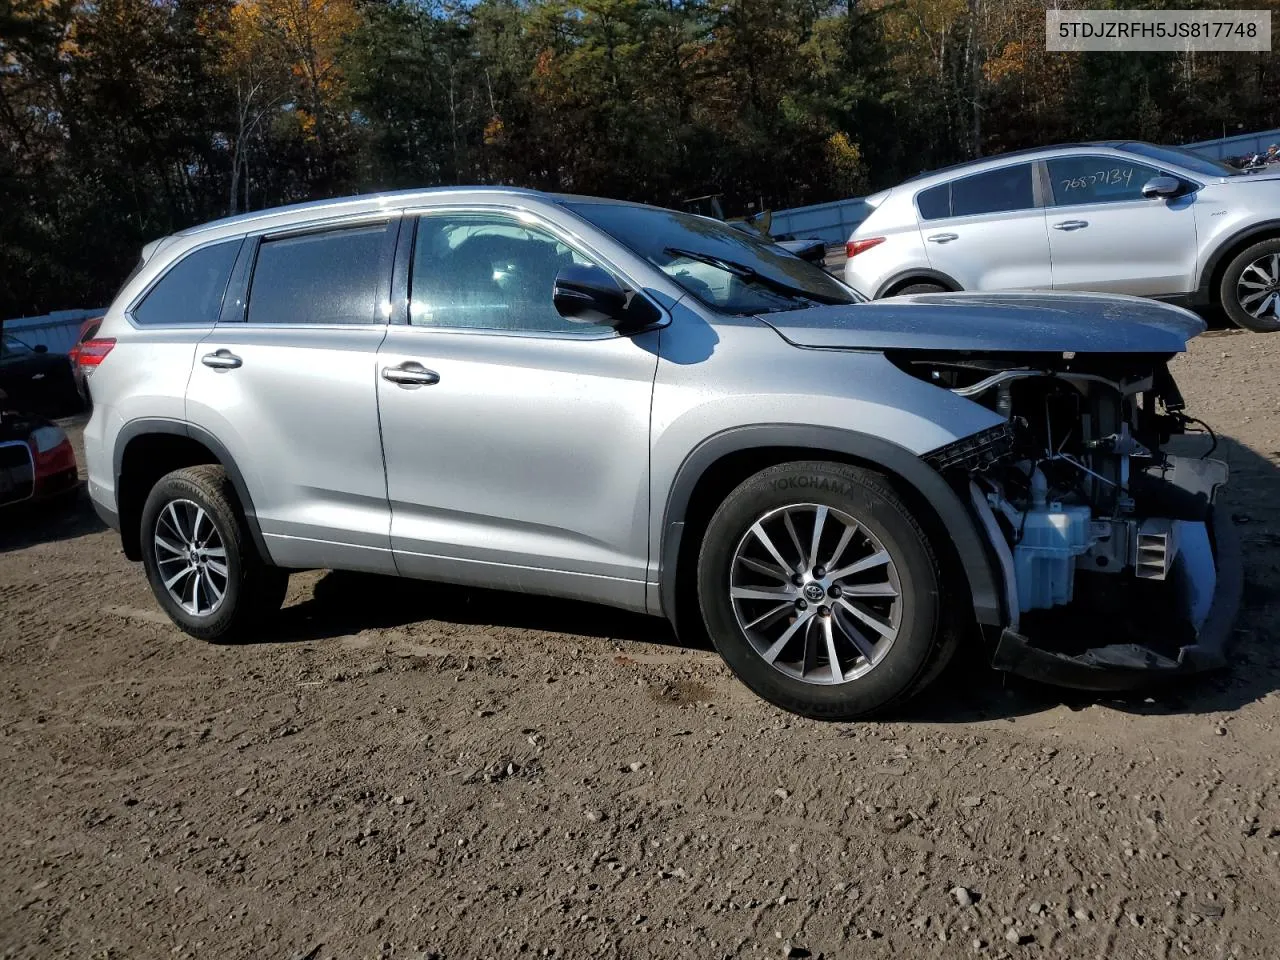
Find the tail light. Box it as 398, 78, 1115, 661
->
76, 338, 116, 371
845, 237, 885, 258
69, 318, 103, 366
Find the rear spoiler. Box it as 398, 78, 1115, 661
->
862, 188, 893, 209
140, 237, 165, 263
110, 236, 170, 307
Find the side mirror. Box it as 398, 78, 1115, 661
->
1141, 175, 1182, 199
553, 264, 630, 326
34, 343, 48, 354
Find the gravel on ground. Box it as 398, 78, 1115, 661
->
2, 327, 1279, 959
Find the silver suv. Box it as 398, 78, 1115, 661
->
843, 141, 1280, 332
83, 188, 1240, 719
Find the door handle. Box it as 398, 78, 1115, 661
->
381, 362, 440, 387
1052, 220, 1089, 231
927, 233, 959, 243
201, 349, 242, 370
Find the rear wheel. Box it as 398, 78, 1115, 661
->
139, 465, 287, 642
696, 461, 948, 720
1220, 238, 1280, 332
891, 281, 948, 297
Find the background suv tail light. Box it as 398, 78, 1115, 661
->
68, 317, 103, 365
28, 425, 77, 494
845, 237, 885, 258
76, 338, 116, 370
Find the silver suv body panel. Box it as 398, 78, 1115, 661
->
844, 142, 1280, 306
85, 186, 1211, 632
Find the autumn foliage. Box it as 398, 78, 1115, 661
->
2, 0, 1278, 317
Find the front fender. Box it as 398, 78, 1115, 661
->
657, 423, 1007, 631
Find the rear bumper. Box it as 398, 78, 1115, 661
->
991, 501, 1243, 691
34, 467, 81, 503
90, 492, 119, 531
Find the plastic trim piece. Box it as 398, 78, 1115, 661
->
658, 424, 1006, 631
112, 417, 271, 562
874, 268, 962, 299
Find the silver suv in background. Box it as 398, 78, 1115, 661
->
843, 141, 1280, 332
82, 188, 1239, 720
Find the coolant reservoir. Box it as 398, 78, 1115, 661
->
1014, 502, 1094, 611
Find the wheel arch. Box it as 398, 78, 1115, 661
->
1198, 220, 1280, 305
113, 418, 268, 562
875, 269, 962, 299
657, 425, 1005, 639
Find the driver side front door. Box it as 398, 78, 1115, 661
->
1044, 154, 1199, 297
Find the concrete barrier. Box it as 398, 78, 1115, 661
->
767, 197, 873, 247
3, 309, 105, 354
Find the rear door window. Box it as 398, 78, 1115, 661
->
949, 163, 1036, 217
916, 183, 951, 221
246, 222, 392, 325
132, 239, 242, 325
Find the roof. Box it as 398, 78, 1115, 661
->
902, 141, 1130, 183
173, 185, 551, 239
167, 186, 665, 247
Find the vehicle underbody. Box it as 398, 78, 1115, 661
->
896, 348, 1242, 690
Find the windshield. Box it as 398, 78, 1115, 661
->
1121, 142, 1241, 178
562, 201, 862, 314
1, 335, 34, 360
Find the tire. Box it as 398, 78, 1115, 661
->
697, 461, 947, 720
139, 464, 287, 642
1219, 238, 1280, 332
891, 281, 948, 297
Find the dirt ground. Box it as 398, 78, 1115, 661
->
2, 328, 1279, 960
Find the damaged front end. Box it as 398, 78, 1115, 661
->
900, 349, 1243, 690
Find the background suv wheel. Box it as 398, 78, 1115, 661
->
891, 281, 948, 297
696, 461, 950, 720
140, 465, 288, 642
1220, 238, 1280, 333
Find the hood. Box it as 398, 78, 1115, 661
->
1229, 168, 1280, 183
756, 291, 1206, 354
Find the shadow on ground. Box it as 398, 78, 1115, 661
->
270, 569, 695, 650
0, 488, 105, 553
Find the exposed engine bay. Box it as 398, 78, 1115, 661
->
893, 349, 1238, 686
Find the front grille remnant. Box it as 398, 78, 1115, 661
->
0, 441, 35, 506
924, 422, 1015, 474
1135, 518, 1177, 581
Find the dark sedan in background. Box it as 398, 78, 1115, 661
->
0, 395, 80, 510
0, 329, 81, 418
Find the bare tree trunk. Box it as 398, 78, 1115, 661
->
967, 0, 982, 157
448, 64, 460, 182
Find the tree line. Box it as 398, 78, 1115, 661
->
2, 0, 1278, 318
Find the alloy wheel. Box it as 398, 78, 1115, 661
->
153, 498, 229, 616
1237, 252, 1280, 322
729, 503, 902, 685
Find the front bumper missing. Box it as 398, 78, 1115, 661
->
990, 501, 1242, 691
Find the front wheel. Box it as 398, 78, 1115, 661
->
139, 465, 288, 642
1220, 238, 1280, 332
697, 461, 949, 720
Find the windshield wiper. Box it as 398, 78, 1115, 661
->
662, 247, 848, 306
